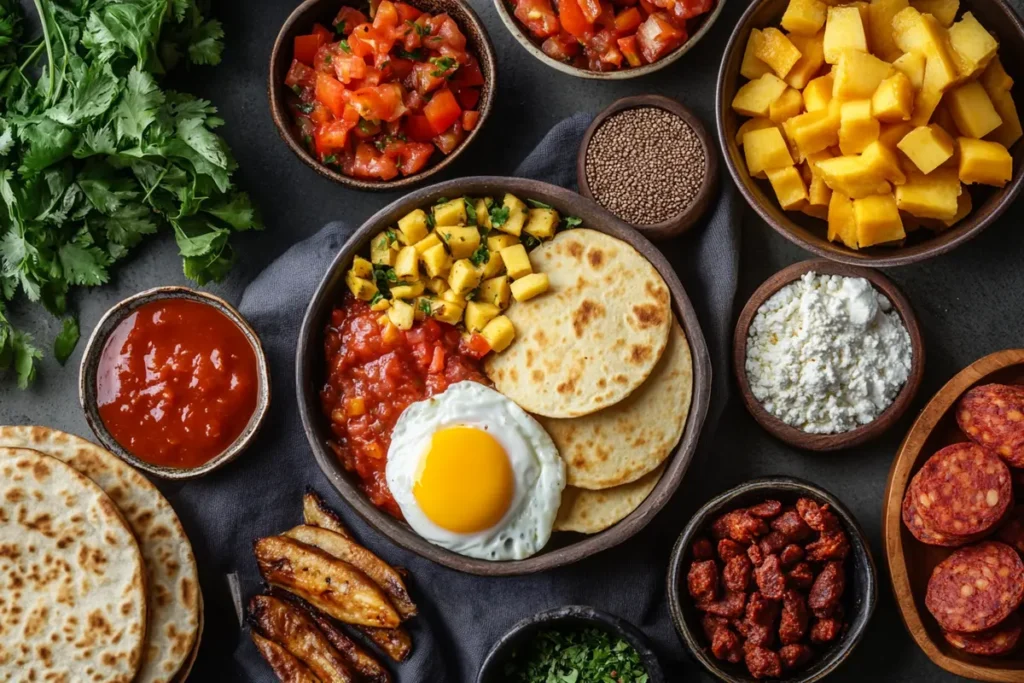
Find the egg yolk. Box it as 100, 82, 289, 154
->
413, 425, 514, 534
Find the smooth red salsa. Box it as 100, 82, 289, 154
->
510, 0, 713, 71
285, 1, 485, 181
97, 299, 259, 469
321, 294, 488, 517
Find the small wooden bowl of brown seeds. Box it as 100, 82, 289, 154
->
577, 95, 719, 241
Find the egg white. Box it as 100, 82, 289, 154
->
385, 381, 565, 561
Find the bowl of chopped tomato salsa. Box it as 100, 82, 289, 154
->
270, 0, 496, 190
494, 0, 724, 78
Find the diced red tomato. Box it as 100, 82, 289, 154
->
639, 0, 656, 14
407, 62, 446, 96
345, 142, 400, 180
595, 1, 617, 29
433, 120, 464, 154
541, 33, 580, 61
576, 0, 603, 24
395, 2, 423, 22
449, 56, 485, 88
614, 6, 643, 32
285, 59, 317, 89
373, 0, 400, 31
315, 72, 349, 117
635, 12, 686, 63
456, 86, 480, 110
398, 142, 434, 175
617, 35, 642, 66
428, 346, 446, 374
294, 33, 327, 65
514, 0, 560, 38
404, 89, 427, 113
350, 24, 395, 58
674, 0, 712, 19
334, 6, 369, 34
556, 0, 594, 38
388, 57, 415, 80
405, 114, 437, 142
436, 15, 468, 51
333, 53, 368, 83
312, 23, 333, 42
353, 118, 382, 138
309, 100, 332, 125
461, 110, 480, 131
423, 89, 462, 135
314, 120, 354, 156
461, 333, 491, 359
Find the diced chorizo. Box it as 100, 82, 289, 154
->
701, 613, 730, 641
745, 591, 780, 627
743, 622, 775, 649
718, 538, 745, 561
687, 559, 719, 601
808, 561, 845, 615
805, 529, 851, 562
759, 530, 787, 556
779, 643, 814, 671
712, 510, 769, 544
779, 589, 809, 645
780, 544, 804, 567
755, 554, 786, 600
723, 554, 753, 593
711, 626, 744, 664
747, 543, 765, 567
786, 562, 815, 591
771, 509, 812, 543
700, 590, 747, 619
692, 537, 714, 560
744, 645, 782, 679
748, 500, 783, 519
810, 617, 842, 644
797, 498, 840, 533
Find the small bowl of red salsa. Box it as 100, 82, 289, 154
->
494, 0, 724, 78
270, 0, 496, 190
79, 287, 271, 479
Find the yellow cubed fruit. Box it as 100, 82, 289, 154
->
782, 0, 828, 35
932, 102, 958, 139
370, 231, 396, 266
438, 226, 481, 260
909, 0, 959, 27
448, 259, 482, 295
499, 244, 533, 280
891, 51, 926, 89
736, 118, 779, 146
909, 57, 952, 126
986, 87, 1024, 149
839, 99, 880, 154
958, 137, 1013, 186
948, 12, 998, 78
827, 191, 859, 248
861, 140, 908, 184
465, 301, 501, 333
809, 175, 833, 205
741, 29, 774, 80
442, 288, 467, 307
433, 199, 467, 228
894, 167, 962, 218
524, 208, 559, 240
744, 126, 795, 176
766, 166, 810, 209
854, 193, 906, 246
394, 246, 419, 282
754, 27, 804, 78
823, 6, 867, 64
421, 243, 451, 279
732, 73, 790, 117
816, 155, 891, 197
787, 103, 842, 156
803, 74, 835, 111
477, 276, 512, 309
892, 8, 959, 90
942, 190, 972, 227
425, 277, 448, 294
770, 88, 805, 123
946, 80, 1003, 139
872, 73, 914, 122
351, 256, 372, 279
345, 272, 378, 301
431, 300, 465, 325
412, 296, 432, 321
498, 194, 528, 236
510, 273, 550, 302
413, 232, 442, 255
387, 300, 415, 330
785, 31, 826, 89
867, 0, 910, 61
878, 122, 914, 148
806, 148, 834, 175
474, 198, 493, 229
481, 316, 515, 353
397, 209, 430, 244
802, 204, 829, 219
833, 50, 892, 100
370, 296, 390, 312
480, 250, 505, 279
487, 233, 520, 251
898, 124, 955, 173
389, 280, 425, 300
982, 56, 1014, 93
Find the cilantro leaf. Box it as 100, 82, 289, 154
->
469, 243, 488, 267
188, 18, 224, 66
489, 205, 509, 227
12, 330, 41, 389
53, 317, 79, 364
526, 198, 552, 209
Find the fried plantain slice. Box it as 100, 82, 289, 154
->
357, 625, 413, 663
303, 490, 353, 540
249, 595, 354, 683
255, 536, 400, 628
306, 608, 392, 683
284, 525, 418, 620
251, 631, 323, 683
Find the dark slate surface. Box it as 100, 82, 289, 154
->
1, 0, 1021, 680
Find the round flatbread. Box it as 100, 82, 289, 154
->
485, 229, 672, 419
554, 465, 665, 534
540, 320, 692, 489
0, 427, 200, 683
0, 447, 146, 683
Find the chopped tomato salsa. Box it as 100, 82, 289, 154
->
320, 295, 489, 517
285, 1, 485, 180
510, 0, 713, 71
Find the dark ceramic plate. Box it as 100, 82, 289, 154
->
296, 176, 712, 575
667, 477, 878, 683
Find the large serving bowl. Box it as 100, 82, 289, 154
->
716, 0, 1024, 267
296, 176, 712, 575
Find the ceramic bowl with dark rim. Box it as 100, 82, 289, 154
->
667, 477, 878, 683
476, 605, 666, 683
268, 0, 497, 192
79, 286, 271, 480
296, 176, 712, 576
733, 259, 925, 452
716, 0, 1024, 267
493, 0, 727, 80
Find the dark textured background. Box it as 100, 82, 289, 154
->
1, 0, 1022, 680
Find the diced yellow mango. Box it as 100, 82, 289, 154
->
931, 102, 958, 138
754, 27, 804, 78
849, 0, 871, 30
833, 49, 893, 100
345, 272, 378, 301
413, 232, 442, 255
892, 51, 926, 89
397, 209, 430, 244
862, 140, 908, 184
782, 0, 828, 35
809, 175, 833, 205
487, 233, 520, 251
432, 200, 466, 228
827, 191, 860, 248
854, 193, 906, 246
946, 80, 1003, 138
766, 166, 810, 209
351, 256, 373, 279
958, 137, 1013, 186
982, 56, 1014, 93
497, 194, 528, 236
741, 29, 774, 80
948, 12, 998, 78
474, 198, 493, 229
894, 167, 961, 218
442, 288, 467, 307
802, 204, 829, 219
942, 190, 972, 226
744, 126, 795, 175
370, 296, 391, 312
872, 73, 914, 122
803, 74, 835, 111
878, 122, 914, 148
431, 299, 465, 325
986, 87, 1023, 149
892, 8, 959, 90
839, 99, 880, 154
806, 148, 835, 176
437, 226, 480, 260
816, 155, 892, 197
785, 31, 826, 89
910, 0, 958, 27
898, 124, 955, 173
524, 208, 559, 240
480, 250, 505, 279
465, 301, 501, 333
394, 246, 419, 281
499, 244, 533, 280
732, 73, 790, 117
448, 258, 482, 294
389, 280, 425, 300
770, 88, 805, 123
421, 243, 451, 278
481, 316, 515, 353
371, 231, 396, 266
477, 276, 511, 310
908, 61, 944, 126
823, 6, 868, 63
387, 300, 415, 330
425, 277, 448, 294
736, 118, 779, 146
510, 273, 550, 302
868, 0, 910, 60
787, 103, 843, 155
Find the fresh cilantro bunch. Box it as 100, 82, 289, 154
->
0, 0, 259, 387
503, 627, 650, 683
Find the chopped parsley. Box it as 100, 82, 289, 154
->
323, 53, 333, 64
339, 39, 353, 53
409, 20, 430, 36
469, 244, 489, 267
323, 154, 338, 164
372, 264, 398, 297
464, 198, 478, 226
503, 628, 649, 683
521, 233, 541, 250
418, 298, 433, 315
489, 205, 510, 227
561, 215, 583, 229
369, 291, 384, 305
426, 210, 436, 229
385, 228, 398, 244
357, 118, 377, 134
435, 196, 449, 204
291, 83, 303, 95
465, 287, 479, 302
398, 48, 424, 60
527, 199, 553, 209
297, 102, 314, 114
429, 56, 458, 78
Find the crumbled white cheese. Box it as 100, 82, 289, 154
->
745, 272, 913, 434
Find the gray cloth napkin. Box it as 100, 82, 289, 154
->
169, 112, 741, 681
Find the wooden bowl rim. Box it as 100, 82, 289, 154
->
78, 286, 272, 480
881, 348, 1024, 683
267, 0, 497, 192
575, 94, 720, 241
491, 0, 728, 80
714, 0, 1024, 267
295, 176, 713, 576
732, 259, 926, 452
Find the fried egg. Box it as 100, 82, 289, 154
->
385, 381, 565, 561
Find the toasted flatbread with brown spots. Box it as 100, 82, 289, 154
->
0, 427, 200, 683
0, 447, 146, 683
554, 464, 666, 533
485, 229, 672, 419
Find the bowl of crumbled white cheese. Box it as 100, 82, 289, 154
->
733, 260, 925, 452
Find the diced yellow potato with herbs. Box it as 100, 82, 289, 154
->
803, 74, 834, 111
894, 167, 961, 218
387, 300, 415, 330
744, 127, 794, 176
736, 118, 779, 146
741, 29, 774, 79
412, 296, 432, 321
426, 277, 448, 294
465, 301, 501, 333
480, 250, 505, 279
499, 244, 533, 280
448, 259, 482, 294
823, 6, 867, 64
438, 226, 481, 260
868, 0, 910, 61
433, 199, 467, 227
754, 28, 804, 78
787, 103, 842, 155
481, 316, 515, 353
766, 166, 810, 209
413, 232, 442, 255
770, 88, 805, 122
732, 73, 790, 117
861, 140, 907, 184
946, 81, 1003, 138
910, 0, 958, 27
785, 31, 826, 89
389, 280, 425, 300
345, 271, 378, 301
474, 198, 493, 229
478, 276, 512, 309
371, 231, 397, 266
816, 155, 892, 197
510, 273, 550, 302
982, 56, 1014, 93
421, 243, 451, 278
524, 208, 559, 240
892, 51, 926, 89
892, 9, 959, 90
854, 193, 905, 246
839, 100, 880, 154
370, 296, 390, 312
948, 12, 998, 78
958, 137, 1013, 186
782, 0, 827, 35
827, 191, 859, 248
833, 50, 892, 100
986, 88, 1023, 149
942, 190, 972, 226
442, 288, 467, 306
486, 234, 517, 253
394, 246, 419, 282
872, 73, 914, 122
431, 299, 465, 325
351, 256, 373, 278
809, 175, 833, 205
397, 209, 430, 244
497, 194, 528, 236
898, 124, 955, 173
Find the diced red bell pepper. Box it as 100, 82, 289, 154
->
399, 142, 435, 175
614, 6, 643, 32
395, 2, 423, 22
294, 33, 327, 65
461, 333, 491, 359
541, 32, 580, 61
285, 59, 317, 89
315, 71, 349, 117
405, 114, 437, 142
617, 35, 642, 66
456, 86, 480, 110
461, 110, 480, 131
514, 0, 560, 38
423, 89, 462, 136
334, 6, 369, 34
635, 12, 686, 63
556, 0, 594, 38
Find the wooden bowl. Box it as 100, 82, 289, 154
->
268, 0, 497, 191
79, 286, 271, 480
716, 0, 1024, 266
576, 95, 720, 241
492, 0, 727, 80
295, 176, 712, 576
475, 605, 666, 683
882, 349, 1024, 682
733, 259, 925, 451
666, 476, 878, 683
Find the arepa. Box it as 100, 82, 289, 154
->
554, 465, 666, 534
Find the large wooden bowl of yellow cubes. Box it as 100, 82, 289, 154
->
717, 0, 1024, 265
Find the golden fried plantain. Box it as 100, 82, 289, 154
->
255, 536, 400, 628
303, 490, 352, 540
284, 525, 418, 620
249, 595, 354, 683
251, 629, 324, 683
357, 625, 413, 662
306, 609, 392, 683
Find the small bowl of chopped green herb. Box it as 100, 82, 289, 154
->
476, 605, 664, 683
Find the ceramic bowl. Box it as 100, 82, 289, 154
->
667, 476, 878, 683
268, 0, 497, 191
79, 286, 271, 480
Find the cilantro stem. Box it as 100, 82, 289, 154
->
30, 0, 54, 105
15, 41, 44, 88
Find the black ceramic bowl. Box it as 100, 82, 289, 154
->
666, 477, 877, 683
476, 606, 666, 683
